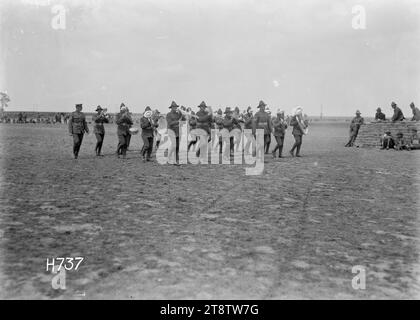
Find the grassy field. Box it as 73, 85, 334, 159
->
0, 122, 419, 299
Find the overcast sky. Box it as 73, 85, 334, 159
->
1, 0, 419, 116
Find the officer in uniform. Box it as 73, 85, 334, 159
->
115, 103, 133, 159
272, 109, 287, 158
92, 105, 109, 156
68, 103, 89, 159
253, 100, 272, 154
166, 101, 183, 165
391, 102, 404, 122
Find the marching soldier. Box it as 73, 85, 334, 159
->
140, 106, 156, 162
187, 110, 198, 151
115, 103, 133, 159
92, 105, 109, 156
253, 100, 272, 154
272, 109, 287, 158
345, 110, 364, 147
243, 106, 254, 155
222, 107, 239, 159
195, 101, 213, 156
166, 101, 183, 165
125, 106, 133, 150
213, 108, 224, 153
68, 103, 89, 159
289, 106, 306, 157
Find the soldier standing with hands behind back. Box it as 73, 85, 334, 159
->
68, 103, 89, 159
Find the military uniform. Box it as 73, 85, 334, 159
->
140, 114, 155, 161
410, 104, 420, 121
222, 108, 238, 155
253, 102, 272, 153
289, 115, 304, 156
166, 101, 183, 163
345, 114, 364, 147
188, 116, 198, 151
68, 109, 89, 158
391, 103, 404, 122
115, 111, 133, 157
272, 116, 287, 157
92, 110, 109, 156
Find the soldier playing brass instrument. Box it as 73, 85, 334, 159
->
92, 105, 109, 156
115, 103, 133, 159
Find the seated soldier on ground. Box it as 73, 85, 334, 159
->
394, 132, 410, 151
375, 107, 386, 121
407, 128, 420, 150
380, 131, 394, 150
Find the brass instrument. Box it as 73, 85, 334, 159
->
178, 108, 199, 119
296, 113, 309, 135
100, 108, 109, 119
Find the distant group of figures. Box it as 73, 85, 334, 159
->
1, 112, 68, 124
67, 101, 310, 162
345, 101, 420, 149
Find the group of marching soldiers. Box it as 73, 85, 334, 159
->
67, 100, 309, 162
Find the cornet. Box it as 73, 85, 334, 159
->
100, 108, 109, 119
178, 108, 199, 119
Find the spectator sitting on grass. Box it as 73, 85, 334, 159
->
380, 131, 394, 150
394, 132, 410, 151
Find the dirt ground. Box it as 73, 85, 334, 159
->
0, 122, 419, 299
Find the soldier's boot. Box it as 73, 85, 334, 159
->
278, 146, 283, 158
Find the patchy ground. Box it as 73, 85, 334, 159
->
0, 122, 419, 299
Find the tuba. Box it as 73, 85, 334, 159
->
297, 114, 309, 135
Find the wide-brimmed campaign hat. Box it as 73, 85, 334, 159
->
276, 108, 284, 114
391, 101, 397, 107
198, 101, 207, 108
145, 106, 151, 112
376, 107, 381, 112
75, 103, 83, 108
224, 107, 232, 114
169, 101, 179, 109
217, 108, 223, 115
95, 105, 102, 111
257, 100, 266, 108
356, 110, 361, 114
292, 106, 303, 116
